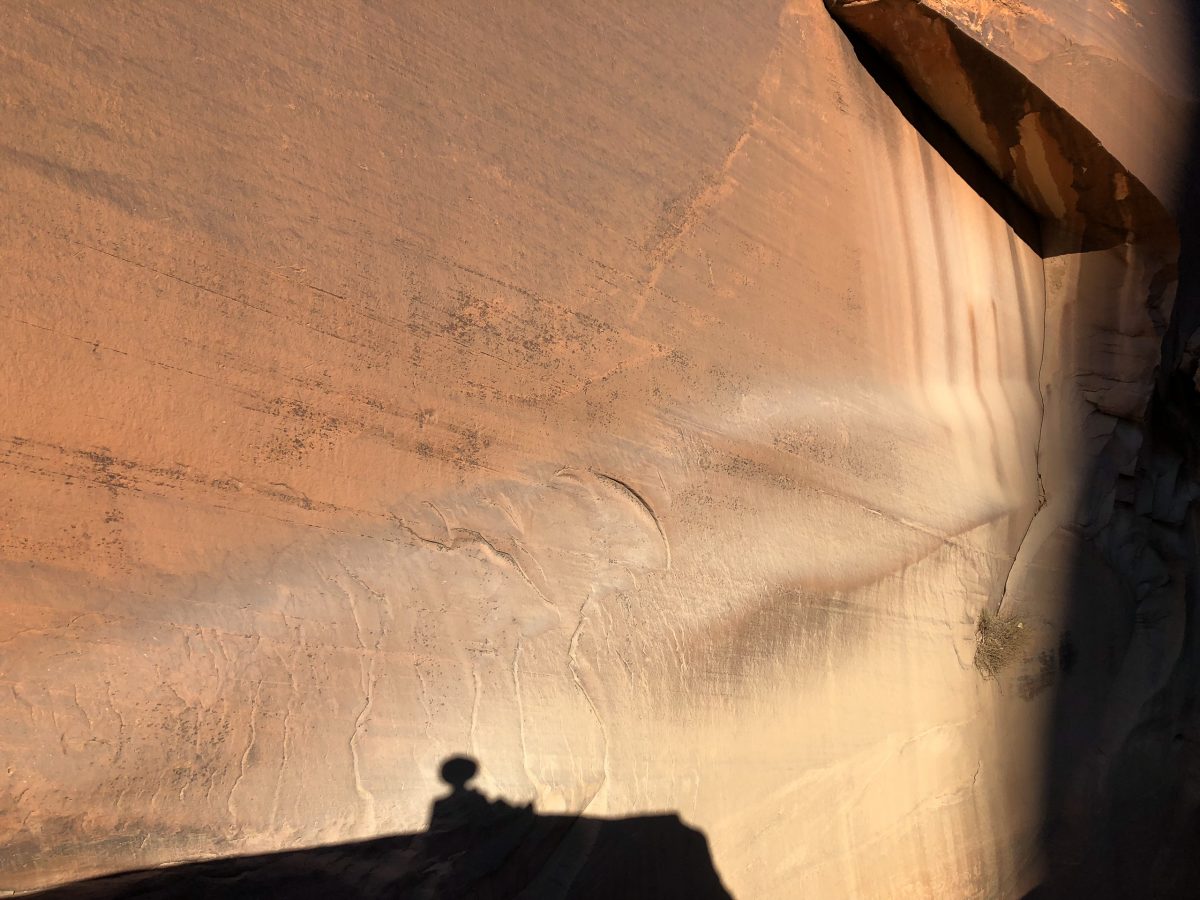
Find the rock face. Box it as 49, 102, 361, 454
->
831, 2, 1200, 895
1, 1, 1197, 897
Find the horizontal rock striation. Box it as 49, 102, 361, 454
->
3, 1, 1197, 897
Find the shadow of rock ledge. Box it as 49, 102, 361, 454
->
1024, 0, 1200, 896
22, 757, 733, 900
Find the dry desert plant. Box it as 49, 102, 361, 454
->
974, 607, 1026, 678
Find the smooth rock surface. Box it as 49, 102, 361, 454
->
2, 1, 1197, 897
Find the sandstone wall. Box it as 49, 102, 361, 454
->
831, 1, 1200, 896
2, 1, 1193, 897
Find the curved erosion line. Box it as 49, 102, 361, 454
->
590, 470, 672, 571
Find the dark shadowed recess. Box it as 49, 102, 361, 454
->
1029, 5, 1200, 898
831, 0, 1175, 257
832, 3, 1200, 897
841, 28, 1043, 254
22, 756, 733, 900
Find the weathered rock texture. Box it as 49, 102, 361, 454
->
831, 1, 1200, 896
1, 1, 1197, 897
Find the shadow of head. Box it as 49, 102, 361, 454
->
440, 754, 479, 789
24, 755, 734, 900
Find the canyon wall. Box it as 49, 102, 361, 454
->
830, 1, 1200, 894
1, 1, 1196, 896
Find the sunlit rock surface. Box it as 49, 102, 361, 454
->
831, 2, 1200, 896
1, 1, 1197, 897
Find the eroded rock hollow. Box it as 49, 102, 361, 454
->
2, 1, 1199, 897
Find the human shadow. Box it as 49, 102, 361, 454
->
22, 755, 733, 900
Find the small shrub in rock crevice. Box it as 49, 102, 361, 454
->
974, 607, 1025, 679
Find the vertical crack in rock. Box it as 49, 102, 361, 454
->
469, 663, 483, 761
995, 247, 1052, 618
414, 664, 435, 741
511, 637, 536, 795
268, 626, 301, 833
827, 0, 1180, 613
227, 676, 263, 824
340, 562, 391, 831
567, 597, 610, 814
829, 0, 1198, 892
